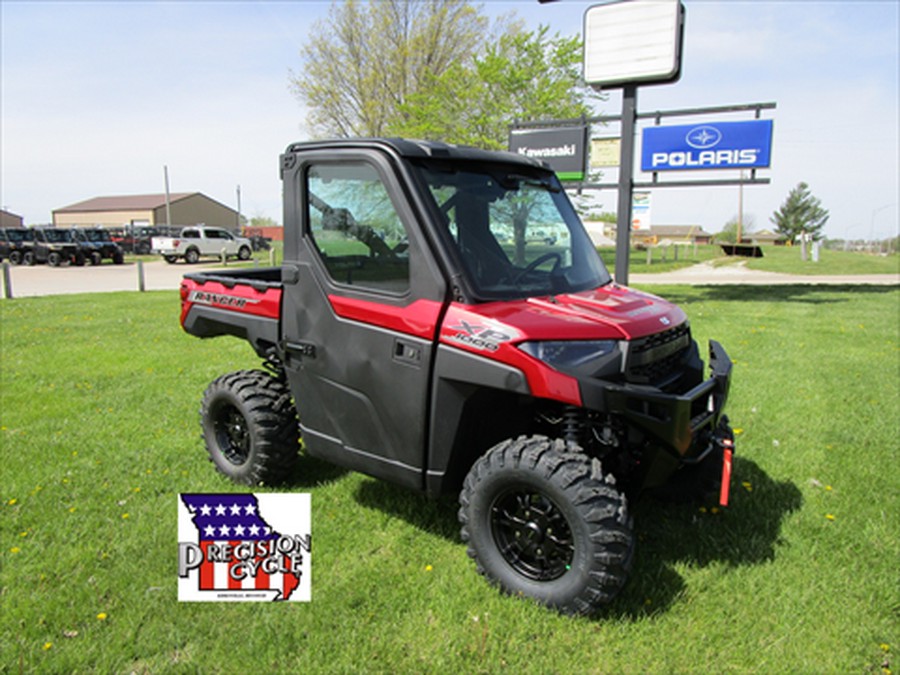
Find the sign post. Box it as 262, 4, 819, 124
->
584, 0, 685, 285
615, 85, 638, 284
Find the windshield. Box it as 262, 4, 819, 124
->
415, 161, 610, 300
84, 229, 112, 242
7, 229, 33, 243
43, 230, 75, 243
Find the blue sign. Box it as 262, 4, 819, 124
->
641, 119, 773, 172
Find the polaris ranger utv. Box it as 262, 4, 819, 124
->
179, 139, 734, 615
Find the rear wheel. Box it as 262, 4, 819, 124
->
9, 251, 22, 265
459, 436, 633, 615
48, 252, 61, 267
163, 255, 178, 264
200, 370, 299, 485
185, 248, 200, 264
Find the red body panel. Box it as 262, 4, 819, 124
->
327, 296, 443, 341
181, 276, 685, 409
180, 279, 282, 327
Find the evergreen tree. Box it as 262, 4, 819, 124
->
770, 182, 829, 241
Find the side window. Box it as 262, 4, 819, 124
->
183, 229, 200, 239
306, 162, 410, 294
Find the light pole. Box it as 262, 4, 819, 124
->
870, 203, 895, 253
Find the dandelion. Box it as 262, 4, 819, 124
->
7, 498, 16, 506
10, 546, 21, 554
121, 513, 130, 519
825, 485, 833, 492
96, 612, 108, 621
20, 531, 28, 537
425, 565, 433, 572
742, 481, 753, 492
825, 514, 835, 521
733, 428, 744, 435
881, 643, 890, 652
42, 642, 52, 651
68, 507, 76, 513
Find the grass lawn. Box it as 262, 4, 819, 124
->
742, 245, 899, 275
1, 287, 898, 672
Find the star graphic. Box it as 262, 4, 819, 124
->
214, 503, 226, 516
200, 504, 212, 517
230, 503, 242, 516
219, 524, 230, 537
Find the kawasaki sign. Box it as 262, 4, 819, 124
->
509, 126, 588, 181
642, 119, 773, 171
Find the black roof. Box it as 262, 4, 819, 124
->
284, 138, 548, 171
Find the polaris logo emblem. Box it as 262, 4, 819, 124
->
660, 316, 671, 326
685, 126, 722, 149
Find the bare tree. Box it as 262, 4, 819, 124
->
291, 0, 488, 138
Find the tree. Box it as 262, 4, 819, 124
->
391, 26, 598, 149
770, 182, 829, 241
290, 2, 599, 149
716, 214, 755, 244
250, 215, 279, 229
290, 0, 488, 137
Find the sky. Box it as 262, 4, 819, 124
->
1, 0, 898, 241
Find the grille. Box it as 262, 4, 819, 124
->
626, 322, 692, 385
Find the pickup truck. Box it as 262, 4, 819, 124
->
178, 138, 735, 615
152, 225, 252, 264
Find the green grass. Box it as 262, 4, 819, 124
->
598, 244, 721, 273
597, 244, 899, 276
2, 287, 899, 672
742, 245, 899, 275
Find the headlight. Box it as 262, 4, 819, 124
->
518, 340, 617, 369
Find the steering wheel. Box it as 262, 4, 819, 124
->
511, 252, 562, 283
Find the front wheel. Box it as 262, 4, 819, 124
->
238, 245, 251, 261
459, 436, 633, 615
200, 370, 299, 486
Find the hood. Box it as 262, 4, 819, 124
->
456, 284, 687, 343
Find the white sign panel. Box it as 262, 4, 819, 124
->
631, 191, 651, 231
584, 0, 683, 87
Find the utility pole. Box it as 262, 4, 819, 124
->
164, 165, 172, 227
236, 185, 242, 232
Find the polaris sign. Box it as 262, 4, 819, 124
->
642, 120, 773, 171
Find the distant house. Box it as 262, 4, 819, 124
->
741, 229, 787, 246
52, 193, 240, 231
595, 223, 713, 246
1, 209, 24, 228
649, 225, 714, 245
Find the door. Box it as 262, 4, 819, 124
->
281, 151, 447, 490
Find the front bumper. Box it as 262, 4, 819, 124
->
582, 340, 732, 458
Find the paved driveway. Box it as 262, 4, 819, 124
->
1, 259, 265, 298
2, 258, 898, 298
